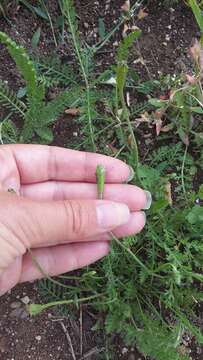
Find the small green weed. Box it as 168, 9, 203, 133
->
0, 32, 82, 143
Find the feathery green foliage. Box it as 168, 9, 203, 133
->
0, 31, 81, 143
35, 56, 78, 87
0, 80, 27, 116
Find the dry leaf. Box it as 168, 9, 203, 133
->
134, 112, 151, 127
177, 345, 188, 357
160, 123, 174, 133
128, 134, 134, 148
160, 92, 170, 100
185, 74, 197, 85
65, 108, 80, 116
155, 119, 163, 136
200, 49, 203, 72
137, 8, 148, 20
107, 144, 119, 155
189, 39, 201, 62
121, 0, 130, 12
126, 91, 130, 107
133, 57, 146, 66
154, 109, 165, 136
122, 23, 129, 37
165, 182, 173, 206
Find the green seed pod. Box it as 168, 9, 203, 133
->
96, 164, 106, 200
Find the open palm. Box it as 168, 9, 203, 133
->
0, 144, 148, 295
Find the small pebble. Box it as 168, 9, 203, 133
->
10, 308, 28, 320
121, 347, 128, 355
10, 302, 21, 309
21, 296, 30, 305
35, 335, 42, 342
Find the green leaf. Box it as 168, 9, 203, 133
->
186, 205, 203, 225
152, 199, 169, 212
0, 31, 40, 101
135, 318, 189, 360
194, 132, 203, 146
19, 0, 49, 20
149, 98, 168, 108
0, 119, 19, 144
198, 184, 203, 200
116, 64, 128, 99
190, 106, 203, 114
32, 27, 41, 49
189, 0, 203, 34
35, 127, 54, 143
0, 80, 27, 116
177, 127, 189, 146
117, 30, 141, 63
98, 18, 106, 39
33, 6, 49, 20
135, 80, 160, 95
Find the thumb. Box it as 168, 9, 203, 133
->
27, 199, 130, 247
0, 192, 130, 252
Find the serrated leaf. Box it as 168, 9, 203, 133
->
117, 30, 141, 63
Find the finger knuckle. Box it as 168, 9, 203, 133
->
63, 200, 88, 237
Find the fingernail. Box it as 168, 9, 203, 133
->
143, 191, 152, 210
126, 166, 135, 183
97, 202, 130, 230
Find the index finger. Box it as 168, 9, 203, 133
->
6, 144, 133, 184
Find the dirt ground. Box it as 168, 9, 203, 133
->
0, 1, 202, 359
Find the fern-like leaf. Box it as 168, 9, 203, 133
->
38, 87, 82, 125
0, 118, 19, 144
0, 80, 27, 116
21, 87, 81, 141
0, 32, 40, 100
36, 56, 78, 87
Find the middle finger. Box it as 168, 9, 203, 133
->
21, 182, 151, 212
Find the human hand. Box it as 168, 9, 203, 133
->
0, 145, 151, 295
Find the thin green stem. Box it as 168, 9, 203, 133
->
28, 248, 85, 291
120, 91, 139, 174
96, 165, 161, 278
40, 0, 58, 47
118, 73, 141, 185
110, 231, 150, 274
64, 0, 96, 151
181, 145, 188, 198
28, 293, 104, 316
